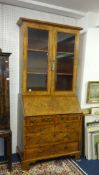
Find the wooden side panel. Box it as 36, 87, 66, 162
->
17, 94, 24, 159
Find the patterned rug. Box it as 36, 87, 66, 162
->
0, 159, 87, 175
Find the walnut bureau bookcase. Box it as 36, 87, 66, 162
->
17, 18, 83, 169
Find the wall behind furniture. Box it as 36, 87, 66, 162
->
0, 3, 4, 154
0, 3, 78, 155
0, 4, 2, 48
77, 28, 99, 109
76, 32, 87, 107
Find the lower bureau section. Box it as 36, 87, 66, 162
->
24, 142, 79, 160
17, 113, 82, 170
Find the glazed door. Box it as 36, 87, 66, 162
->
23, 24, 53, 95
52, 28, 79, 95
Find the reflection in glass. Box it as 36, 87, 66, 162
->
27, 28, 48, 91
55, 32, 75, 91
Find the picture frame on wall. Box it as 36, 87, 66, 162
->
97, 142, 99, 159
87, 81, 99, 103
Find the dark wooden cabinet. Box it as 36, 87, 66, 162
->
0, 52, 11, 129
0, 52, 12, 171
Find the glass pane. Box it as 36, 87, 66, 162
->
27, 28, 48, 91
55, 32, 75, 91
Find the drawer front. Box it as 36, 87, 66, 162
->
24, 126, 54, 147
55, 114, 81, 123
24, 142, 78, 160
54, 129, 80, 142
24, 145, 55, 160
25, 116, 54, 126
54, 142, 78, 154
25, 125, 54, 135
55, 121, 81, 131
54, 122, 81, 142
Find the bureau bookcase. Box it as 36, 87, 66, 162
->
17, 18, 82, 169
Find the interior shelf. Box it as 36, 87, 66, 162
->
57, 73, 73, 75
28, 49, 74, 58
28, 48, 48, 52
27, 71, 47, 75
27, 72, 72, 75
56, 52, 74, 59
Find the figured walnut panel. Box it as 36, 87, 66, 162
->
22, 96, 82, 116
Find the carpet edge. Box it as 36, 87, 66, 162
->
71, 159, 88, 175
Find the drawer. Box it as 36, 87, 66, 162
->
55, 114, 81, 123
25, 125, 54, 135
54, 122, 81, 142
24, 142, 78, 160
54, 142, 78, 154
25, 116, 54, 126
54, 130, 80, 142
24, 145, 55, 160
24, 132, 54, 148
55, 121, 81, 132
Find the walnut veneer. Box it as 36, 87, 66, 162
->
17, 18, 83, 170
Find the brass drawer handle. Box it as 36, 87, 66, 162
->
31, 121, 35, 123
39, 150, 43, 153
40, 128, 45, 132
65, 125, 70, 128
40, 138, 45, 143
42, 118, 52, 122
64, 145, 67, 149
61, 117, 65, 120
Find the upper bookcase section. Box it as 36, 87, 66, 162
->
17, 18, 82, 96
